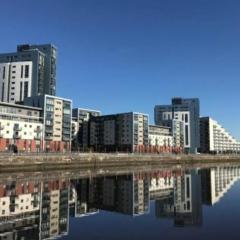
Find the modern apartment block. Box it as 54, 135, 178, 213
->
199, 117, 240, 154
89, 112, 149, 153
148, 125, 175, 153
0, 44, 57, 103
24, 95, 72, 152
72, 108, 101, 150
0, 101, 43, 152
155, 98, 200, 153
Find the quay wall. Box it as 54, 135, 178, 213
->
0, 153, 240, 173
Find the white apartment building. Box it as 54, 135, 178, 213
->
0, 61, 33, 103
148, 125, 173, 148
200, 117, 240, 154
0, 101, 43, 152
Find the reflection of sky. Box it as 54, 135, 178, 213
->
63, 182, 240, 240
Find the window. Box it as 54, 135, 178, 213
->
25, 65, 29, 78
20, 82, 23, 101
2, 66, 5, 79
185, 114, 188, 123
185, 125, 189, 145
21, 65, 23, 78
24, 82, 28, 98
1, 83, 4, 101
186, 177, 190, 198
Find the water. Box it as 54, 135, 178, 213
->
1, 164, 240, 239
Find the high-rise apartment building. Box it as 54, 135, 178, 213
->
155, 98, 200, 153
0, 44, 57, 103
24, 95, 72, 152
72, 108, 101, 150
89, 112, 149, 153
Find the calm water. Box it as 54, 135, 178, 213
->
1, 164, 240, 239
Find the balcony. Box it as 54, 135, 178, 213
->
45, 128, 53, 134
62, 136, 71, 141
14, 126, 22, 131
13, 134, 22, 139
45, 135, 53, 140
34, 135, 42, 140
63, 130, 70, 135
34, 128, 42, 133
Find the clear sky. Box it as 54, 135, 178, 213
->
0, 0, 239, 138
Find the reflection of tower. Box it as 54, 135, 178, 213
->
133, 173, 149, 215
155, 169, 202, 227
69, 179, 99, 217
40, 180, 69, 239
174, 169, 202, 227
201, 166, 240, 205
155, 193, 175, 219
90, 173, 150, 216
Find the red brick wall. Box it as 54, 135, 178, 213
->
45, 141, 70, 152
134, 145, 184, 154
0, 138, 41, 152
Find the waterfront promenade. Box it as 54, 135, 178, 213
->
0, 152, 240, 173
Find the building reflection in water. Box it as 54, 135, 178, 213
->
154, 169, 203, 227
0, 165, 240, 239
69, 179, 99, 218
88, 173, 150, 216
0, 179, 69, 240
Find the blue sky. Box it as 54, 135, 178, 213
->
0, 0, 239, 138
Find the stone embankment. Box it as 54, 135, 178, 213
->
0, 152, 240, 173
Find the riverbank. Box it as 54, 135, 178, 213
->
0, 152, 240, 173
